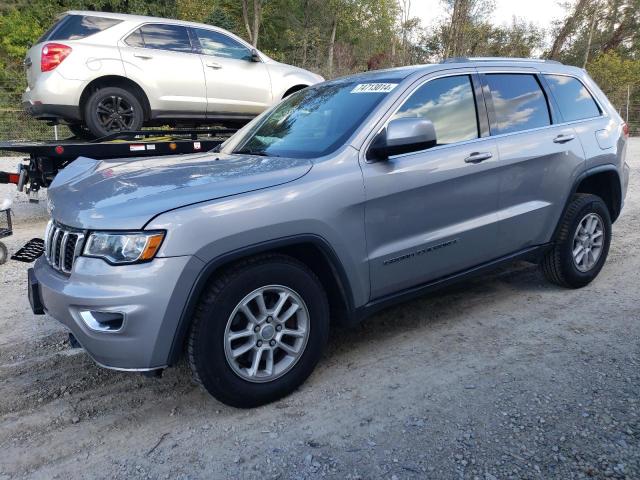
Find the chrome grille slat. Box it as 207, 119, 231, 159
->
44, 221, 86, 274
59, 232, 69, 272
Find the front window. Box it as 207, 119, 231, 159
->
227, 80, 399, 159
392, 75, 479, 145
193, 28, 251, 60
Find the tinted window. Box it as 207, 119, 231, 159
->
37, 15, 67, 44
545, 74, 600, 121
125, 29, 144, 48
47, 15, 122, 41
484, 74, 550, 135
194, 28, 251, 60
393, 75, 478, 145
138, 24, 192, 53
229, 81, 398, 159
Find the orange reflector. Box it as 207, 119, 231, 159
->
140, 233, 165, 260
54, 145, 64, 155
169, 142, 177, 151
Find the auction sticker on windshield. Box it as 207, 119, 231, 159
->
351, 83, 398, 93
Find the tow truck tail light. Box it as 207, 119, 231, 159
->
41, 43, 72, 72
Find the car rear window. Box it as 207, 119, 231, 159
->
484, 74, 551, 135
41, 15, 122, 42
544, 74, 601, 122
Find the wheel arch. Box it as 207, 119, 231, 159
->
166, 234, 355, 366
574, 166, 622, 222
552, 165, 622, 242
79, 75, 152, 121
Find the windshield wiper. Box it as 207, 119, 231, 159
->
235, 149, 279, 157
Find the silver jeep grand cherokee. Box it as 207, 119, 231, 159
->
29, 58, 630, 408
22, 11, 323, 138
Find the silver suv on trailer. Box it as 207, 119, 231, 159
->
28, 58, 630, 407
22, 11, 323, 138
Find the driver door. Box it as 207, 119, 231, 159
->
361, 72, 504, 299
190, 27, 272, 116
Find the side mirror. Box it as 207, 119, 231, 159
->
367, 117, 436, 162
250, 48, 261, 62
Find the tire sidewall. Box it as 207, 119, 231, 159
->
192, 261, 329, 407
560, 198, 612, 286
84, 87, 144, 138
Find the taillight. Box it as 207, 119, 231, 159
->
41, 43, 72, 72
622, 122, 629, 138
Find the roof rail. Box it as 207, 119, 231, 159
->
440, 57, 562, 65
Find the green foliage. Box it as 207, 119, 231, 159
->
587, 51, 640, 106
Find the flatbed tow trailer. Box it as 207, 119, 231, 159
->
0, 129, 236, 197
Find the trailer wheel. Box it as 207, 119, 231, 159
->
84, 86, 144, 138
0, 242, 7, 265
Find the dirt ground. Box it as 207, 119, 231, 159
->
0, 141, 638, 480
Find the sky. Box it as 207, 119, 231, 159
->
410, 0, 568, 28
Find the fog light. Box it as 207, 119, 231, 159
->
79, 310, 124, 332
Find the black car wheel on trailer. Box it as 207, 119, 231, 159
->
84, 86, 144, 138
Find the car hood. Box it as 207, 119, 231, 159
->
47, 152, 312, 230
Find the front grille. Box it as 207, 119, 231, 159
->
44, 221, 86, 274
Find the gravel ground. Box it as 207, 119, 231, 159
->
0, 141, 639, 480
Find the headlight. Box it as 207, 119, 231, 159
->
83, 231, 165, 265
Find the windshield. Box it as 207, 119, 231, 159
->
229, 80, 400, 159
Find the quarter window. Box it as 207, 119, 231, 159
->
544, 75, 600, 122
484, 74, 550, 135
136, 24, 193, 53
193, 28, 251, 60
124, 28, 144, 48
392, 75, 479, 145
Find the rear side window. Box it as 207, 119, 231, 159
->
544, 74, 601, 122
484, 74, 550, 135
193, 28, 251, 60
392, 75, 478, 145
45, 15, 122, 41
124, 29, 144, 48
135, 24, 193, 53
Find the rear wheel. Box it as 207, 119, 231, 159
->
83, 86, 144, 138
187, 254, 330, 408
542, 193, 611, 288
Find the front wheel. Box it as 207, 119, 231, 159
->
83, 86, 144, 138
187, 254, 330, 408
542, 193, 612, 288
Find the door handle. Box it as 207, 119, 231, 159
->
553, 134, 575, 144
133, 53, 153, 59
206, 62, 223, 69
464, 152, 493, 164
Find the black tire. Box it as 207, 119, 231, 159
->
0, 242, 7, 265
83, 86, 144, 138
542, 193, 612, 288
187, 254, 330, 408
67, 123, 96, 140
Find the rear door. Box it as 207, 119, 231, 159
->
361, 71, 503, 299
119, 23, 207, 117
190, 27, 272, 117
477, 68, 586, 253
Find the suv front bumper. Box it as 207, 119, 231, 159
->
30, 254, 202, 371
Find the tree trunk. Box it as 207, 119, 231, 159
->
327, 16, 337, 78
241, 0, 254, 45
252, 0, 261, 47
582, 8, 597, 68
548, 0, 590, 59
